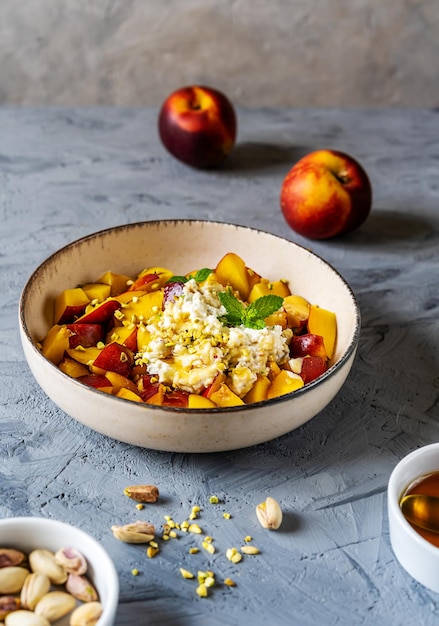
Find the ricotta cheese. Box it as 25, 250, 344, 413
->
136, 276, 292, 397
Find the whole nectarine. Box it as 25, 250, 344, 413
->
280, 149, 372, 239
158, 85, 237, 169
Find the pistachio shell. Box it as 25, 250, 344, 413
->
111, 520, 155, 544
34, 591, 76, 622
54, 547, 87, 576
20, 572, 51, 610
0, 566, 29, 594
66, 573, 98, 602
256, 496, 283, 530
28, 550, 67, 585
0, 549, 26, 569
5, 610, 50, 626
69, 601, 103, 626
0, 596, 20, 620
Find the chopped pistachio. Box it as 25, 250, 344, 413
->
146, 546, 159, 558
240, 545, 260, 555
188, 523, 202, 534
196, 583, 208, 598
202, 541, 215, 554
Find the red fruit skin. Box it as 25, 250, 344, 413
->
67, 323, 105, 348
290, 334, 327, 359
158, 85, 237, 169
77, 374, 112, 389
280, 149, 372, 240
93, 343, 134, 377
76, 300, 121, 324
300, 356, 328, 384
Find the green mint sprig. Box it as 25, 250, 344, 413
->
218, 290, 283, 330
168, 268, 213, 284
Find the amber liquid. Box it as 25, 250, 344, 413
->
402, 471, 439, 547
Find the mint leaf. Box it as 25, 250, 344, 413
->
218, 291, 284, 329
218, 290, 244, 325
246, 295, 284, 320
168, 275, 188, 284
168, 268, 213, 284
194, 268, 213, 282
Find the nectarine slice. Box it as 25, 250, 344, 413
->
267, 370, 304, 399
307, 305, 337, 360
215, 252, 251, 300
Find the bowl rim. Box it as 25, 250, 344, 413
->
19, 218, 361, 414
0, 515, 119, 624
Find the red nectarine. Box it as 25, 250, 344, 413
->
280, 149, 372, 239
158, 85, 237, 169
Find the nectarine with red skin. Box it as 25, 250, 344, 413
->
280, 149, 372, 240
158, 85, 237, 169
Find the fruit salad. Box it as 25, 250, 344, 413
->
38, 252, 337, 408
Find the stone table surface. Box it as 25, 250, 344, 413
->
1, 106, 439, 625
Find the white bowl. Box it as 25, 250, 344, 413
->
19, 220, 360, 453
388, 443, 439, 592
0, 516, 119, 625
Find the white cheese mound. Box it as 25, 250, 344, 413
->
136, 277, 291, 397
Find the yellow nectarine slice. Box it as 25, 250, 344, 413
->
243, 375, 271, 404
59, 356, 89, 378
267, 370, 304, 399
215, 252, 251, 300
209, 383, 245, 407
120, 291, 164, 324
115, 387, 143, 402
82, 283, 111, 303
41, 325, 72, 365
97, 271, 131, 296
188, 394, 217, 409
283, 294, 310, 329
138, 267, 174, 289
307, 304, 337, 359
248, 280, 291, 303
66, 346, 102, 366
105, 371, 139, 395
54, 288, 90, 324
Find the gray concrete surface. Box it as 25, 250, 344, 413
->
0, 0, 438, 108
1, 105, 439, 625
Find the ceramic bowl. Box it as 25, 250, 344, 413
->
0, 516, 119, 625
388, 443, 439, 593
19, 220, 360, 453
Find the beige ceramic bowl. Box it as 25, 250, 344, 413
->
19, 220, 360, 453
0, 516, 119, 625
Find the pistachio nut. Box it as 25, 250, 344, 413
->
111, 520, 155, 544
0, 596, 20, 620
28, 550, 67, 585
256, 496, 283, 530
69, 600, 103, 626
20, 572, 51, 610
66, 573, 98, 603
34, 591, 76, 622
54, 547, 87, 576
4, 610, 50, 626
0, 549, 26, 569
0, 566, 29, 594
124, 484, 159, 503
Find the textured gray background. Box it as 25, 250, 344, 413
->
1, 106, 439, 624
1, 0, 438, 108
